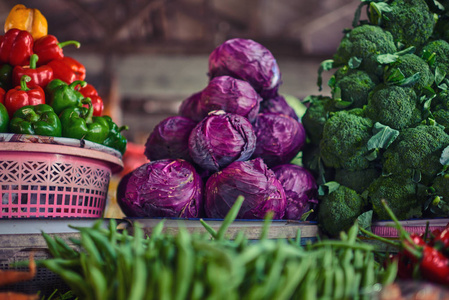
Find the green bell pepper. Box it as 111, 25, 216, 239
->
102, 115, 128, 155
0, 102, 9, 132
46, 79, 87, 115
9, 103, 62, 137
59, 98, 109, 144
0, 64, 13, 90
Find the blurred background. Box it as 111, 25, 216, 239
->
0, 0, 360, 144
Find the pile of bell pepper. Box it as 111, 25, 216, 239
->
0, 4, 127, 155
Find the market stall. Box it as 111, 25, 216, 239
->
1, 0, 449, 299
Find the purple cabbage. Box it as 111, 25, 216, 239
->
199, 76, 262, 123
271, 164, 318, 220
260, 94, 299, 121
189, 110, 256, 172
252, 113, 306, 167
144, 116, 197, 162
208, 38, 281, 99
117, 159, 204, 218
205, 158, 286, 219
179, 91, 203, 122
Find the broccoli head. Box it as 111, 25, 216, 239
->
320, 109, 373, 170
383, 124, 449, 182
383, 53, 434, 92
381, 0, 435, 48
334, 167, 381, 194
301, 95, 335, 145
333, 25, 397, 77
433, 109, 449, 134
318, 184, 368, 237
331, 69, 378, 108
367, 174, 427, 220
365, 84, 421, 130
420, 40, 449, 76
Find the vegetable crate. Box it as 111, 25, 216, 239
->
0, 135, 123, 218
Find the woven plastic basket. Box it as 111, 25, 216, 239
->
0, 135, 123, 218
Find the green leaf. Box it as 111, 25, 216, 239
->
323, 181, 341, 195
365, 149, 379, 161
376, 53, 398, 64
435, 66, 446, 86
421, 49, 436, 66
385, 68, 405, 83
399, 72, 421, 86
353, 1, 370, 27
440, 145, 449, 166
367, 122, 400, 151
369, 2, 392, 25
317, 59, 334, 91
439, 83, 448, 91
395, 46, 416, 56
386, 68, 421, 87
357, 210, 373, 233
348, 56, 362, 69
300, 209, 314, 221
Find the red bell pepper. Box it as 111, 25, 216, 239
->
77, 83, 104, 116
4, 75, 45, 117
47, 56, 86, 84
0, 87, 5, 104
12, 54, 53, 89
0, 28, 33, 66
33, 35, 80, 66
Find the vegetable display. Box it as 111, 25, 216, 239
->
0, 4, 127, 155
39, 198, 397, 300
302, 0, 449, 236
137, 38, 312, 220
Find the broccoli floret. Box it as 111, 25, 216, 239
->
301, 95, 336, 145
383, 124, 449, 182
420, 40, 449, 76
320, 110, 373, 170
381, 0, 435, 48
367, 174, 427, 220
333, 25, 397, 77
365, 84, 421, 130
334, 167, 381, 194
318, 184, 368, 237
331, 69, 378, 108
433, 109, 449, 134
383, 53, 434, 92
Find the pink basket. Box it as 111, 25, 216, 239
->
0, 141, 123, 218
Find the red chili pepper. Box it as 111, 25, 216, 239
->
4, 75, 45, 117
419, 245, 449, 285
47, 56, 86, 84
0, 29, 33, 66
33, 35, 80, 66
389, 252, 414, 280
12, 54, 53, 89
402, 233, 427, 263
77, 83, 104, 116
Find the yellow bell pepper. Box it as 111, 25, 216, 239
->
4, 4, 48, 40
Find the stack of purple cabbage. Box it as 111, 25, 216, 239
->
117, 38, 318, 220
